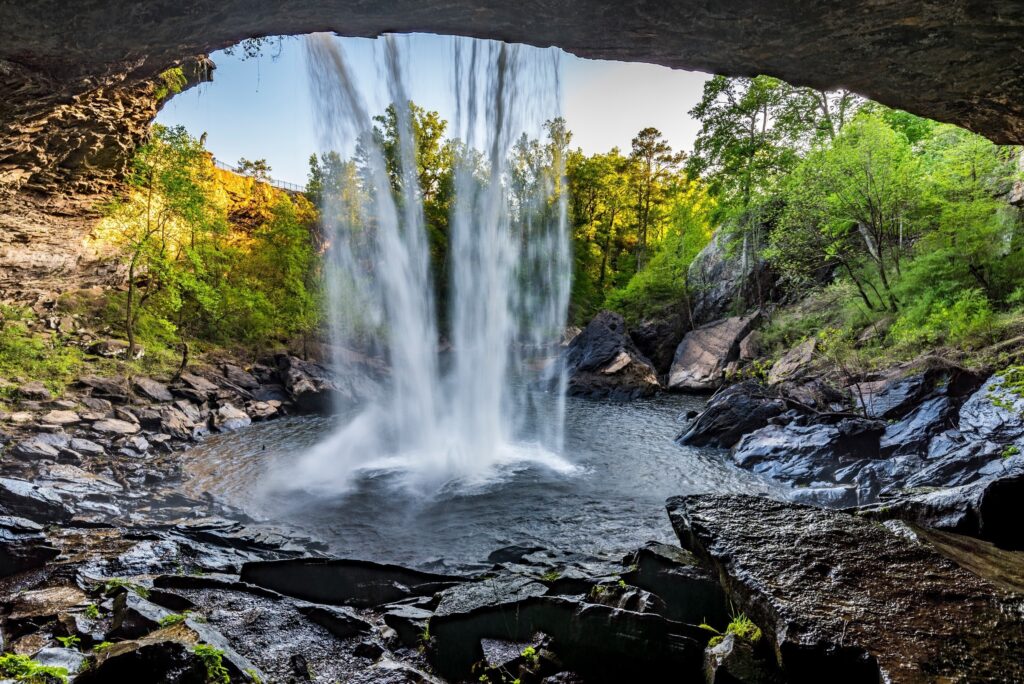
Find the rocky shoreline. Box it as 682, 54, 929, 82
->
0, 327, 1022, 681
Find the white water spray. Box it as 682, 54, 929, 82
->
278, 34, 572, 496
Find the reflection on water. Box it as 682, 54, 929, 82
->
183, 393, 778, 568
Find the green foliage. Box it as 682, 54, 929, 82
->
55, 635, 80, 649
699, 613, 763, 649
0, 654, 69, 684
604, 180, 714, 324
244, 668, 263, 684
103, 124, 323, 360
92, 642, 114, 653
520, 645, 539, 667
1002, 445, 1020, 459
192, 644, 230, 684
539, 570, 561, 582
0, 306, 84, 398
84, 604, 100, 619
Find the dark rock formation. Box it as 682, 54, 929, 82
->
868, 467, 1024, 549
687, 231, 774, 328
668, 314, 759, 391
677, 381, 786, 449
562, 311, 660, 400
0, 515, 59, 576
629, 310, 689, 376
276, 354, 377, 413
731, 418, 883, 484
240, 558, 463, 607
668, 494, 1024, 682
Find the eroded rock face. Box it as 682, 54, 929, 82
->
668, 314, 759, 391
668, 494, 1024, 683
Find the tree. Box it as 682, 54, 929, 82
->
772, 113, 923, 311
629, 128, 685, 270
104, 124, 221, 359
236, 157, 272, 182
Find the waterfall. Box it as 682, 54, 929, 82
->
277, 33, 573, 496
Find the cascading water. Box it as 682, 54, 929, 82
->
273, 33, 573, 497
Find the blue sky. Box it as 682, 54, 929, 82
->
157, 34, 710, 185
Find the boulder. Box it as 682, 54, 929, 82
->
176, 372, 219, 397
221, 363, 260, 390
277, 354, 375, 413
851, 372, 929, 419
668, 494, 1024, 682
704, 632, 781, 684
738, 330, 761, 361
562, 311, 660, 400
384, 603, 434, 647
731, 418, 883, 487
213, 403, 250, 432
668, 314, 759, 391
620, 542, 727, 625
32, 647, 89, 676
429, 593, 705, 682
766, 338, 816, 385
77, 375, 130, 402
296, 603, 373, 639
677, 381, 786, 449
687, 229, 775, 328
8, 585, 88, 622
11, 436, 61, 459
91, 418, 141, 435
17, 380, 52, 401
89, 339, 135, 357
74, 639, 208, 684
108, 590, 175, 639
0, 516, 59, 576
132, 376, 173, 402
40, 409, 80, 425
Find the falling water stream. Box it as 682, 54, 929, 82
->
270, 34, 572, 497
184, 35, 779, 568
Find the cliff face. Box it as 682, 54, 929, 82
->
0, 59, 210, 303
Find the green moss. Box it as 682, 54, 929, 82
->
158, 613, 187, 628
84, 604, 100, 619
0, 654, 69, 683
1002, 444, 1020, 459
539, 570, 562, 582
0, 306, 85, 399
92, 642, 114, 653
102, 578, 150, 599
154, 67, 187, 100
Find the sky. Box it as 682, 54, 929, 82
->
157, 33, 710, 186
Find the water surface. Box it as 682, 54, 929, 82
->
184, 393, 777, 568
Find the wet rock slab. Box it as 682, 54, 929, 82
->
668, 494, 1024, 683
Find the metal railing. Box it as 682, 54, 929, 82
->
211, 157, 306, 193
